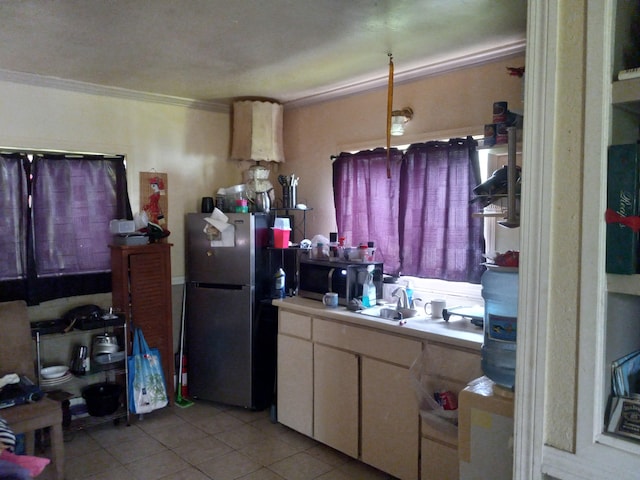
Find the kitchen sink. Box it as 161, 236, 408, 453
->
358, 305, 423, 321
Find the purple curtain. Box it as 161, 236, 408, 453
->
0, 154, 28, 281
333, 148, 404, 273
400, 139, 484, 283
333, 139, 484, 283
0, 153, 131, 304
32, 156, 125, 275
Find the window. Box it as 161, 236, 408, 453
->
333, 137, 484, 285
0, 152, 131, 304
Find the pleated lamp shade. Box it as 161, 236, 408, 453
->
231, 100, 285, 163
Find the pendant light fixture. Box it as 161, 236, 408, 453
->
231, 100, 285, 164
230, 99, 284, 201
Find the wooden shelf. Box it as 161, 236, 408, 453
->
607, 273, 640, 295
612, 77, 640, 110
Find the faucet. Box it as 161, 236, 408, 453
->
392, 287, 410, 310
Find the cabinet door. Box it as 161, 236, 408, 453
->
111, 243, 174, 405
313, 343, 359, 458
361, 356, 419, 480
277, 334, 313, 436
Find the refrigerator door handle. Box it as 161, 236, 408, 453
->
327, 268, 334, 293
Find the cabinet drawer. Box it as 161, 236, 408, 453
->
421, 438, 459, 480
422, 342, 482, 383
313, 318, 421, 367
279, 310, 312, 339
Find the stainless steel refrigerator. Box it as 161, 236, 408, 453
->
185, 212, 276, 409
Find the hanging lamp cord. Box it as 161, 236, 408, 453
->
386, 53, 394, 179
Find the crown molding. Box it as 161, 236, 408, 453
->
284, 40, 527, 109
0, 39, 525, 113
0, 69, 230, 113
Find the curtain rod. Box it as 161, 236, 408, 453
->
0, 145, 124, 158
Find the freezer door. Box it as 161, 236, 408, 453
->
186, 283, 254, 407
186, 212, 258, 285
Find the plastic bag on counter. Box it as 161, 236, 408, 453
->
309, 234, 330, 259
409, 349, 460, 427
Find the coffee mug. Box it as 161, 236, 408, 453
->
201, 197, 214, 213
322, 292, 339, 308
425, 299, 446, 318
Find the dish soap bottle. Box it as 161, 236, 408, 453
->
406, 281, 414, 308
362, 265, 377, 307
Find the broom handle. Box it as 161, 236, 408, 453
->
177, 286, 187, 399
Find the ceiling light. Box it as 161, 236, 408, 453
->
390, 108, 413, 136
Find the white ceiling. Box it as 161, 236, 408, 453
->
0, 0, 527, 109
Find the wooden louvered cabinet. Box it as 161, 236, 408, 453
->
110, 243, 174, 406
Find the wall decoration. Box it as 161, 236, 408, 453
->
140, 172, 168, 226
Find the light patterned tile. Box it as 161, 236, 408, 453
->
173, 400, 224, 422
134, 409, 185, 434
189, 411, 245, 435
173, 435, 234, 465
83, 465, 135, 480
268, 452, 333, 480
305, 444, 351, 468
337, 460, 395, 480
238, 467, 287, 480
157, 466, 212, 480
63, 430, 103, 457
197, 450, 262, 480
215, 423, 269, 449
273, 428, 318, 451
63, 448, 120, 480
104, 435, 167, 464
315, 470, 359, 480
251, 417, 292, 437
146, 421, 209, 448
239, 436, 301, 466
87, 422, 149, 448
125, 449, 190, 480
226, 406, 271, 424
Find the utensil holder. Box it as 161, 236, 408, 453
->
283, 185, 297, 209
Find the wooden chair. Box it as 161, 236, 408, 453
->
0, 300, 64, 480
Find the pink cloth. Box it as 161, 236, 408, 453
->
0, 449, 50, 477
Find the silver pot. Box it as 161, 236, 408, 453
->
92, 333, 119, 356
254, 190, 272, 213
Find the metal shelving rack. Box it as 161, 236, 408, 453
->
34, 318, 130, 431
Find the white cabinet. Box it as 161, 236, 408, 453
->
278, 304, 475, 480
313, 343, 358, 457
420, 342, 483, 480
361, 356, 419, 480
277, 311, 313, 436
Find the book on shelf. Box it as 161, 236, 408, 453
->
618, 67, 640, 81
607, 396, 640, 440
611, 349, 640, 397
606, 143, 640, 274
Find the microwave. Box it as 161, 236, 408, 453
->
298, 256, 383, 306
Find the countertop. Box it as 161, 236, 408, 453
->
272, 296, 483, 351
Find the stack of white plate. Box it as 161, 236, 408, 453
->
40, 365, 72, 389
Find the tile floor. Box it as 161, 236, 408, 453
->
37, 400, 398, 480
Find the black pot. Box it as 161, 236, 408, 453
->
82, 382, 122, 416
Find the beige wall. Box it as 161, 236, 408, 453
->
0, 55, 524, 353
281, 55, 526, 240
0, 79, 239, 281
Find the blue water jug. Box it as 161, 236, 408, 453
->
481, 269, 519, 389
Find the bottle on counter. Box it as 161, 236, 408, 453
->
274, 268, 286, 298
361, 265, 377, 307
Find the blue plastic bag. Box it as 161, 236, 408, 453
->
128, 327, 168, 414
